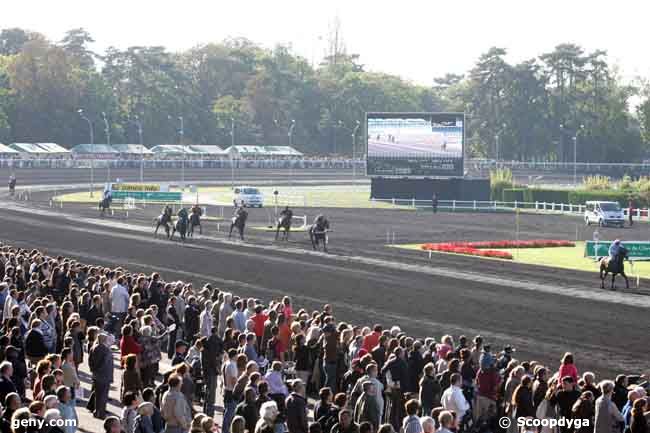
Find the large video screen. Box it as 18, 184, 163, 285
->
366, 112, 464, 177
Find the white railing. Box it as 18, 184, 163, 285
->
370, 198, 650, 220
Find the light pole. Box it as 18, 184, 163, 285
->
495, 133, 499, 165
352, 120, 361, 177
101, 112, 111, 183
230, 117, 235, 189
573, 124, 585, 185
559, 123, 566, 163
131, 116, 144, 185
288, 119, 296, 187
78, 109, 95, 197
169, 115, 185, 187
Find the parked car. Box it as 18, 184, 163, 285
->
584, 201, 625, 227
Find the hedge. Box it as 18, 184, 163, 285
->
502, 188, 527, 202
523, 188, 570, 204
567, 190, 638, 207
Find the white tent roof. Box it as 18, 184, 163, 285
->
0, 143, 19, 154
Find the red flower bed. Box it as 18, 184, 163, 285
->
420, 239, 574, 260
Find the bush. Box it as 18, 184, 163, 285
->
490, 168, 513, 200
502, 188, 527, 202
523, 188, 570, 204
582, 175, 612, 191
567, 190, 631, 207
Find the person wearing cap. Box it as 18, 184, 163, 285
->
170, 340, 188, 366
496, 345, 515, 370
609, 239, 623, 260
475, 355, 500, 420
286, 379, 308, 433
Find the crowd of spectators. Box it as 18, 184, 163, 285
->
0, 243, 647, 433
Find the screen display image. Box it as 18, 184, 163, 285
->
366, 112, 464, 177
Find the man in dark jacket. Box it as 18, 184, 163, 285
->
0, 361, 16, 404
550, 376, 581, 433
353, 381, 380, 430
285, 380, 308, 433
88, 333, 114, 418
201, 328, 224, 416
183, 297, 200, 343
24, 320, 48, 364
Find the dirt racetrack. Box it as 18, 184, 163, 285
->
1, 181, 649, 380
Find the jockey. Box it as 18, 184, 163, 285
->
279, 205, 293, 221
177, 207, 189, 220
313, 214, 325, 227
609, 239, 623, 259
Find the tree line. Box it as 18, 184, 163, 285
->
0, 27, 649, 161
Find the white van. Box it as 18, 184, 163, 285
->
584, 201, 625, 227
233, 186, 264, 207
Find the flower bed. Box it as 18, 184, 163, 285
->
420, 239, 575, 260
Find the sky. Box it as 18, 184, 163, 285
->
2, 0, 649, 86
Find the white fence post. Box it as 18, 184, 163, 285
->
452, 200, 456, 211
392, 198, 395, 206
412, 198, 415, 208
514, 200, 518, 209
473, 200, 477, 210
535, 201, 538, 210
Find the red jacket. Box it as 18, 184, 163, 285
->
120, 335, 143, 358
362, 331, 381, 352
252, 313, 268, 337
476, 368, 501, 401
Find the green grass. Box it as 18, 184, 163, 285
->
394, 242, 650, 278
53, 185, 415, 209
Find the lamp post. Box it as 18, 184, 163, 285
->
287, 119, 296, 187
495, 133, 499, 165
169, 115, 185, 187
352, 120, 361, 178
230, 117, 235, 189
559, 123, 564, 164
78, 109, 95, 197
101, 112, 111, 182
131, 116, 144, 185
573, 124, 585, 185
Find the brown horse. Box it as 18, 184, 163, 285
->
599, 247, 629, 290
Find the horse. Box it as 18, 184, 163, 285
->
154, 207, 173, 239
229, 209, 248, 240
98, 196, 112, 216
599, 247, 630, 290
188, 206, 202, 237
309, 217, 330, 252
171, 212, 189, 242
275, 211, 293, 241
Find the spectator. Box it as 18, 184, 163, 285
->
0, 361, 16, 404
88, 333, 114, 419
161, 374, 191, 433
222, 349, 240, 433
111, 277, 130, 334
594, 380, 624, 433
441, 373, 470, 419
401, 399, 423, 433
286, 380, 308, 433
437, 411, 455, 433
235, 388, 259, 433
331, 409, 359, 433
572, 391, 595, 433
57, 386, 77, 433
559, 352, 579, 385
629, 398, 647, 433
420, 362, 442, 417
25, 319, 48, 364
255, 401, 281, 433
512, 375, 535, 419
201, 326, 224, 416
121, 354, 143, 400
320, 324, 339, 393
354, 381, 380, 430
133, 402, 155, 433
